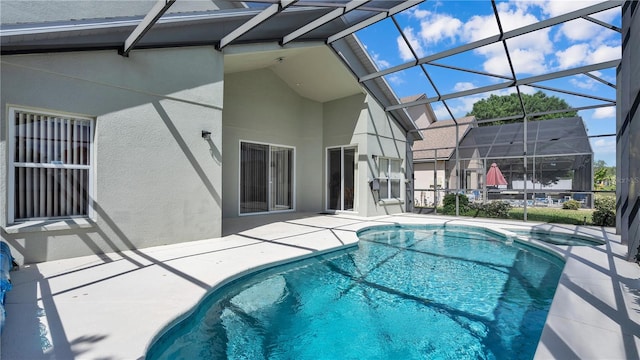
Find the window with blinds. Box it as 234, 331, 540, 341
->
378, 157, 403, 200
8, 107, 94, 223
240, 141, 294, 215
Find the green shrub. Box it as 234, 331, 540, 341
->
484, 201, 512, 218
441, 193, 469, 215
592, 196, 616, 227
468, 201, 512, 218
562, 199, 581, 210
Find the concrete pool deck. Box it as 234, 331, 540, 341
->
1, 213, 639, 359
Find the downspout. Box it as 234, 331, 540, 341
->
406, 132, 414, 213
455, 123, 460, 216
434, 149, 438, 214
523, 115, 528, 221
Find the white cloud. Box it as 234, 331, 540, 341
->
592, 138, 616, 154
555, 43, 620, 70
555, 43, 590, 69
537, 1, 602, 18
387, 74, 405, 86
497, 7, 542, 33
593, 106, 616, 119
370, 50, 391, 70
570, 77, 597, 90
588, 44, 621, 63
419, 13, 463, 44
509, 48, 549, 75
395, 1, 620, 83
500, 1, 538, 14
482, 53, 512, 76
408, 7, 430, 19
397, 27, 424, 61
397, 36, 414, 62
556, 18, 619, 47
590, 7, 620, 23
432, 103, 453, 120
459, 6, 552, 76
453, 82, 475, 91
558, 18, 603, 42
462, 14, 499, 42
591, 137, 616, 165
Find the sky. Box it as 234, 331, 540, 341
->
353, 0, 621, 166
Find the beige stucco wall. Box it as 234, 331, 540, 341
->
1, 47, 224, 264
413, 162, 447, 207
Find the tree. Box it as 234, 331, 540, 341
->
593, 160, 616, 190
467, 91, 577, 125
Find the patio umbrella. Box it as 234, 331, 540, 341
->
486, 163, 508, 186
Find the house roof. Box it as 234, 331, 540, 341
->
0, 0, 422, 140
413, 116, 476, 161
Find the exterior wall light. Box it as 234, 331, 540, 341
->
202, 130, 212, 140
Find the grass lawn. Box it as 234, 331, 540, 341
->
429, 192, 616, 226
508, 207, 595, 225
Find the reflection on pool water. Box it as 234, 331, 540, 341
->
508, 229, 605, 246
147, 225, 564, 360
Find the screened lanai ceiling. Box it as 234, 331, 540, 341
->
1, 0, 622, 143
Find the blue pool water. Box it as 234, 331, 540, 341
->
147, 225, 564, 360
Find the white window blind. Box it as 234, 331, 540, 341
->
9, 107, 93, 222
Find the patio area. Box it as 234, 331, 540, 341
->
1, 213, 639, 359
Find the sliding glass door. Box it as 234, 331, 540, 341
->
270, 146, 293, 211
240, 142, 294, 215
327, 146, 356, 211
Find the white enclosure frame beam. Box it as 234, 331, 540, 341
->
120, 0, 176, 56
281, 0, 371, 45
359, 1, 622, 82
386, 60, 620, 111
219, 0, 298, 49
327, 1, 424, 44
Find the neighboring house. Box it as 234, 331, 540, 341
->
453, 117, 594, 199
413, 112, 594, 207
0, 2, 421, 264
411, 110, 476, 207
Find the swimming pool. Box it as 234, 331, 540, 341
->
147, 224, 564, 359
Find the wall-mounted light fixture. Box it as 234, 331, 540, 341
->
202, 130, 211, 140
372, 154, 377, 160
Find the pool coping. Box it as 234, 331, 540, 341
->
1, 213, 638, 359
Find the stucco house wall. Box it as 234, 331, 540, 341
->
360, 96, 409, 216
223, 67, 411, 219
221, 68, 324, 217
413, 162, 447, 207
1, 47, 224, 264
323, 93, 408, 216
